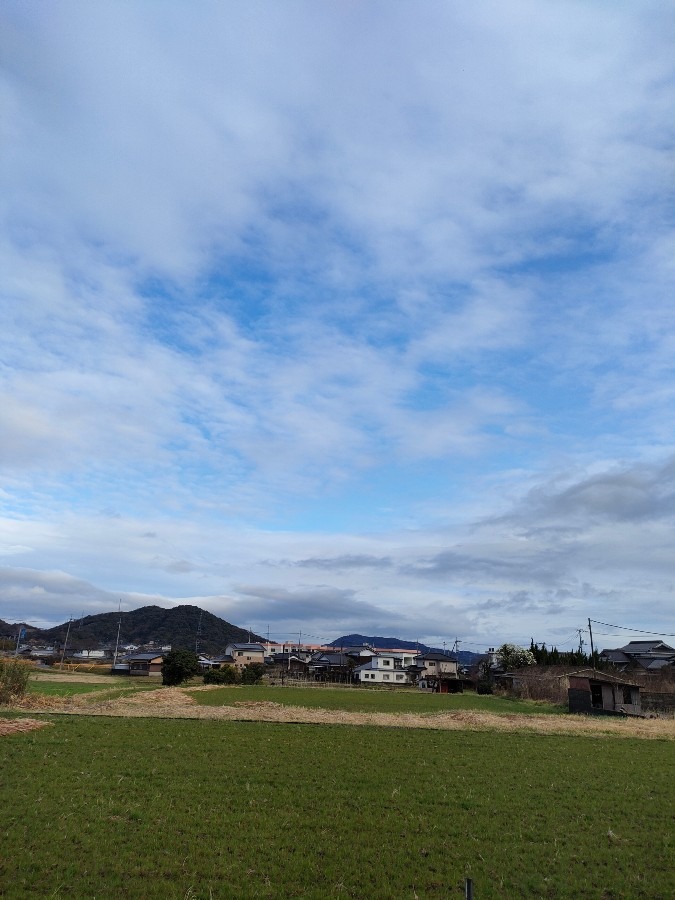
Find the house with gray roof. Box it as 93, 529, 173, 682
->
600, 640, 675, 673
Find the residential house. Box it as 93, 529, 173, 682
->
269, 652, 309, 676
354, 651, 418, 686
126, 652, 164, 677
223, 643, 266, 670
307, 651, 355, 681
600, 641, 675, 674
71, 649, 109, 660
417, 652, 462, 693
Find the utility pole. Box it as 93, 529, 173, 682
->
113, 600, 123, 668
587, 618, 595, 669
576, 628, 585, 656
59, 618, 72, 671
14, 624, 24, 656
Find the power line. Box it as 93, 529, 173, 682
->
589, 619, 675, 638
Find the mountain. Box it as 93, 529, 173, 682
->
4, 605, 262, 655
329, 633, 480, 665
330, 633, 430, 652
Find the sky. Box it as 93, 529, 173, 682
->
1, 1, 675, 653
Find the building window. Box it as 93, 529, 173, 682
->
382, 659, 391, 666
622, 686, 633, 705
237, 651, 243, 656
383, 674, 390, 680
396, 674, 403, 680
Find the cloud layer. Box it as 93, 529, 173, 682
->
1, 2, 674, 649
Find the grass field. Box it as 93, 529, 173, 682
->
1, 713, 673, 898
189, 684, 566, 716
26, 681, 121, 697
25, 675, 165, 701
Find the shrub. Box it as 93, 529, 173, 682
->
203, 665, 240, 685
240, 663, 266, 685
0, 658, 31, 704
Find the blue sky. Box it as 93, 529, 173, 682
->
1, 1, 675, 653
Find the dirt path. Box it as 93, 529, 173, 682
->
12, 686, 675, 740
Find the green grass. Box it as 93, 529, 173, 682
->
1, 715, 672, 898
26, 679, 165, 699
190, 684, 566, 715
26, 681, 118, 697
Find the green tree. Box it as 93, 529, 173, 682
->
240, 663, 266, 685
161, 649, 200, 686
496, 643, 536, 671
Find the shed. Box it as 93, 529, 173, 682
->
567, 669, 641, 716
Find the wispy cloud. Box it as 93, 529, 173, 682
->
1, 1, 674, 646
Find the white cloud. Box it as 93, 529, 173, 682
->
1, 1, 674, 646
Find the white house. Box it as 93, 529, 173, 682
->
354, 651, 418, 686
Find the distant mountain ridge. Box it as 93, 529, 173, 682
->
0, 605, 262, 655
329, 633, 479, 665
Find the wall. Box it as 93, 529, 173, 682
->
641, 692, 675, 716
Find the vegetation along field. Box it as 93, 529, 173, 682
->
1, 712, 674, 899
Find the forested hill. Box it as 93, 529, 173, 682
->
7, 605, 261, 655
330, 633, 433, 652
330, 634, 479, 665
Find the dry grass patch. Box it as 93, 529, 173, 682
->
14, 685, 675, 739
0, 718, 52, 737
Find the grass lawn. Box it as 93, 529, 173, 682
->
190, 684, 566, 716
1, 715, 672, 898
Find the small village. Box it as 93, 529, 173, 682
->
10, 632, 675, 719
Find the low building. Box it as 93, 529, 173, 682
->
567, 669, 641, 716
